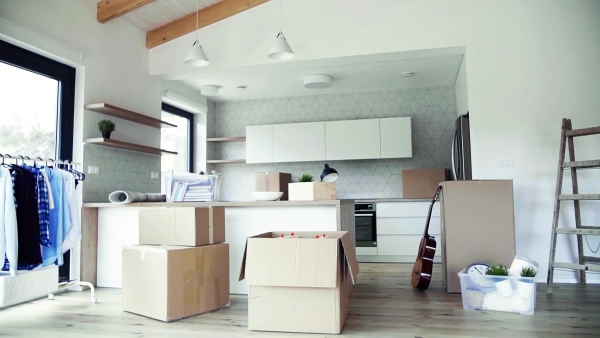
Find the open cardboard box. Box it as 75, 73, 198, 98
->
239, 231, 359, 334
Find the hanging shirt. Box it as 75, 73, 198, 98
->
55, 168, 80, 254
8, 165, 41, 269
42, 167, 72, 266
22, 164, 51, 247
38, 169, 55, 210
0, 166, 18, 277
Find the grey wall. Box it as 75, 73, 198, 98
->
211, 85, 457, 201
83, 144, 160, 202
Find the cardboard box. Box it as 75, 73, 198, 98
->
122, 243, 230, 322
402, 168, 449, 198
139, 206, 225, 246
458, 269, 536, 315
288, 182, 336, 201
239, 231, 359, 334
0, 265, 58, 309
440, 180, 516, 293
255, 172, 292, 201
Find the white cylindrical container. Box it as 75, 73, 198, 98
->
509, 255, 539, 276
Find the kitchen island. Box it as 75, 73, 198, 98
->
81, 200, 354, 294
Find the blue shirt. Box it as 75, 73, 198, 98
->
41, 168, 72, 266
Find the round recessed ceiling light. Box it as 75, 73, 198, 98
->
401, 72, 414, 77
200, 85, 219, 96
303, 74, 334, 89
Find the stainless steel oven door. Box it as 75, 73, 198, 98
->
355, 211, 377, 247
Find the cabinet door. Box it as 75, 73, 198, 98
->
380, 116, 412, 158
273, 122, 325, 162
325, 119, 380, 160
246, 125, 273, 163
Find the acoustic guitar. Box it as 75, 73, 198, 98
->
411, 185, 443, 291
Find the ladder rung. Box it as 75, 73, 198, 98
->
584, 256, 600, 264
555, 227, 600, 236
553, 262, 600, 272
559, 194, 600, 200
563, 160, 600, 169
565, 126, 600, 137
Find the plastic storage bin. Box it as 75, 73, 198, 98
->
458, 269, 536, 315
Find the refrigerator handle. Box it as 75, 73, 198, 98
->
451, 129, 458, 180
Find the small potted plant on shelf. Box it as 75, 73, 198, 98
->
486, 264, 512, 297
517, 266, 537, 299
98, 119, 116, 139
288, 171, 336, 201
299, 173, 313, 182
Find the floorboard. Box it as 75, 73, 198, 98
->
1, 263, 599, 337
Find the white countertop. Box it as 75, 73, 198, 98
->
83, 199, 354, 208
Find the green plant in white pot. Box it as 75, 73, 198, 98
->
517, 266, 537, 299
299, 173, 313, 182
98, 119, 116, 139
486, 264, 512, 297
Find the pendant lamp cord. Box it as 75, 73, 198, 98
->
279, 0, 282, 33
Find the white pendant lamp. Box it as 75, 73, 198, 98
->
185, 0, 209, 67
268, 0, 294, 60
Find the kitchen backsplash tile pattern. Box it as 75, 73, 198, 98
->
211, 85, 457, 201
82, 144, 160, 202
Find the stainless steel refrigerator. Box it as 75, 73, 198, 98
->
440, 180, 516, 293
451, 113, 472, 180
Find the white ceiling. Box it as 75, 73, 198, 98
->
119, 0, 464, 102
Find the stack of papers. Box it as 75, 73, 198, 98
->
164, 172, 221, 202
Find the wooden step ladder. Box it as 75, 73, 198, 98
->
547, 118, 600, 294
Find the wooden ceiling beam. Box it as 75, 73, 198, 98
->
146, 0, 269, 49
97, 0, 156, 23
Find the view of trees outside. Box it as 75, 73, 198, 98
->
0, 62, 58, 160
160, 111, 189, 173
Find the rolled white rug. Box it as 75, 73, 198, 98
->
108, 191, 166, 204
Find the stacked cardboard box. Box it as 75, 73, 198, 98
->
239, 231, 359, 334
122, 206, 230, 322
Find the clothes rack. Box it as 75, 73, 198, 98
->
0, 152, 95, 303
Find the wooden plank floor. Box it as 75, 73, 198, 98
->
1, 263, 599, 337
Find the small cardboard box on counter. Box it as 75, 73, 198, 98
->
402, 168, 449, 198
255, 172, 292, 200
122, 243, 230, 322
138, 206, 225, 246
288, 182, 336, 201
239, 231, 359, 334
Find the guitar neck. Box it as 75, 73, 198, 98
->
422, 186, 442, 237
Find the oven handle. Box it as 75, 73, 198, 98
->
355, 213, 375, 217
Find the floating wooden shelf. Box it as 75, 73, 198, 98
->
84, 138, 177, 156
206, 159, 246, 164
207, 137, 246, 142
85, 103, 176, 129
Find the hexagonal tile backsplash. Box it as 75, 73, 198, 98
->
83, 144, 160, 202
211, 85, 457, 201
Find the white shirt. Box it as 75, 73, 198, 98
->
55, 168, 81, 254
0, 166, 18, 277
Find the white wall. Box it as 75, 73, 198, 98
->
454, 55, 468, 117
151, 0, 600, 282
0, 0, 161, 278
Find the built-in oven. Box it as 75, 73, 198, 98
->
355, 203, 377, 247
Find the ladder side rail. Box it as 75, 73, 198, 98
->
566, 119, 587, 285
547, 118, 570, 294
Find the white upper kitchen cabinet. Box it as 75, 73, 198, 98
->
246, 124, 273, 163
380, 117, 412, 159
273, 122, 325, 163
325, 119, 381, 160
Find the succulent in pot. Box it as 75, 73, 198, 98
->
98, 119, 116, 139
517, 266, 537, 299
486, 264, 512, 297
299, 173, 313, 182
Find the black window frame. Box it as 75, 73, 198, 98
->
0, 39, 76, 161
162, 102, 194, 173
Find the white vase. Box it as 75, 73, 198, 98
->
517, 280, 535, 299
494, 279, 513, 298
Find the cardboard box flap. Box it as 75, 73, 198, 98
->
239, 231, 359, 288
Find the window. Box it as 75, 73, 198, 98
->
0, 39, 75, 161
161, 103, 193, 173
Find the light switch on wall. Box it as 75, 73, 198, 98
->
88, 165, 100, 175
150, 172, 159, 179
